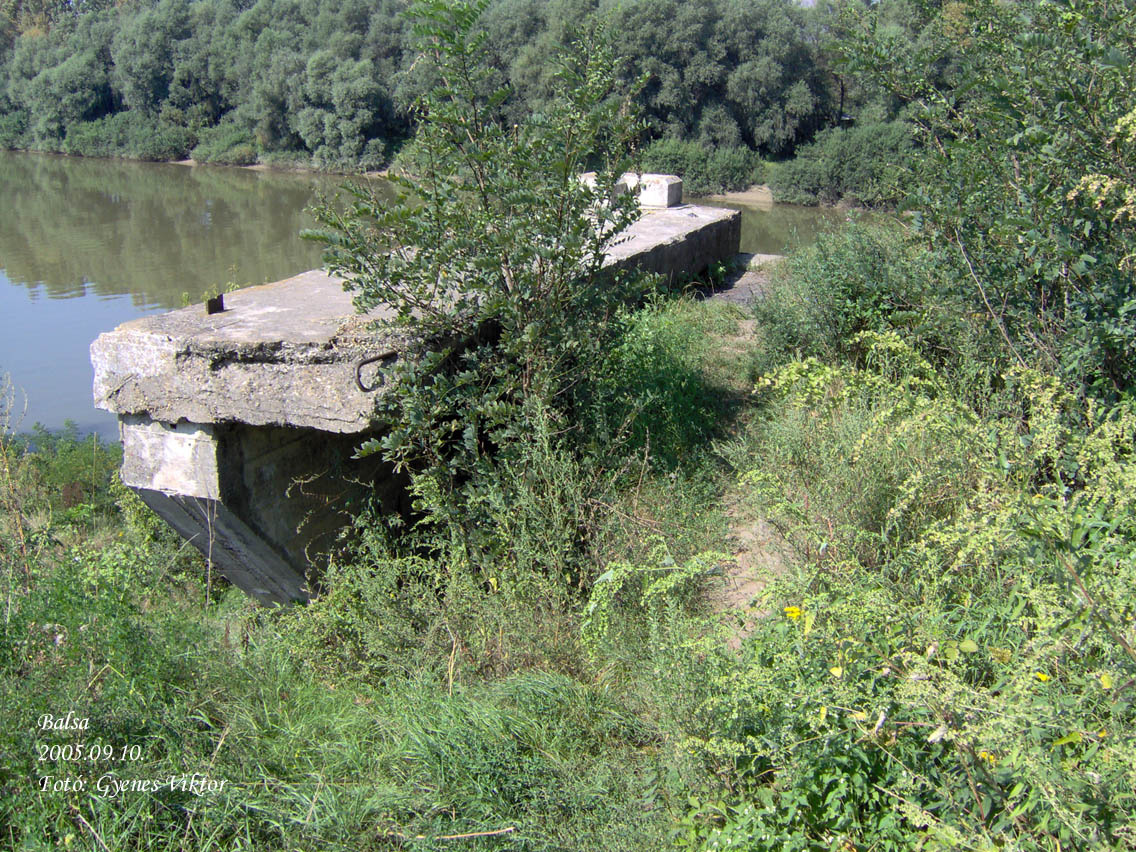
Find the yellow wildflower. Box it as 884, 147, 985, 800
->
1035, 672, 1050, 682
784, 606, 803, 620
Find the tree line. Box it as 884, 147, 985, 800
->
0, 0, 932, 200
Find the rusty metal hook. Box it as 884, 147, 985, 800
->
355, 350, 398, 393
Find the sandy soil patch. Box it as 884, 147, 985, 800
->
701, 184, 775, 207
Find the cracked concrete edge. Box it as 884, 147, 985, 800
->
135, 488, 308, 604
93, 344, 383, 432
92, 205, 740, 432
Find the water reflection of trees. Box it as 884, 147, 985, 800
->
702, 200, 844, 256
0, 152, 387, 309
0, 151, 839, 307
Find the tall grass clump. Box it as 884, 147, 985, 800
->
189, 121, 259, 165
588, 327, 1136, 850
595, 298, 740, 471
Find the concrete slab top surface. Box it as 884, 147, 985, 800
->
91, 203, 740, 433
91, 268, 397, 433
604, 204, 738, 263
114, 269, 385, 347
99, 204, 735, 353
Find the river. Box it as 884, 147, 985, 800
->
0, 150, 840, 437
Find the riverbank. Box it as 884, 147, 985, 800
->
704, 183, 880, 213
7, 229, 1131, 847
3, 145, 389, 178
18, 143, 751, 200
4, 147, 832, 210
170, 155, 389, 179
0, 295, 757, 850
702, 184, 775, 207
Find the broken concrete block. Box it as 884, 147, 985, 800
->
578, 172, 685, 208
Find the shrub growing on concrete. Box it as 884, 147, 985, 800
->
309, 0, 645, 556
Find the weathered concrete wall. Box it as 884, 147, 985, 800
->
606, 205, 741, 284
92, 182, 740, 603
118, 416, 408, 602
92, 271, 392, 434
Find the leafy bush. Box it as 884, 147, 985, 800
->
309, 0, 645, 558
767, 120, 912, 207
189, 120, 258, 165
61, 111, 194, 160
280, 410, 601, 685
293, 52, 393, 170
640, 137, 763, 196
841, 0, 1136, 397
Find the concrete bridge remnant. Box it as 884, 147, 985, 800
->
91, 176, 740, 604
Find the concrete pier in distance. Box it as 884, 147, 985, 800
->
91, 177, 740, 603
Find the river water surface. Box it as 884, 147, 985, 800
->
0, 150, 840, 436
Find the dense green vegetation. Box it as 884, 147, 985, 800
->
0, 0, 919, 199
3, 0, 1135, 849
766, 120, 912, 206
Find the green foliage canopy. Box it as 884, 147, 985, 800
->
842, 0, 1136, 396
0, 0, 857, 180
309, 0, 645, 538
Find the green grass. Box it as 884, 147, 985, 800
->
4, 230, 1134, 850
1, 397, 682, 850
0, 529, 674, 849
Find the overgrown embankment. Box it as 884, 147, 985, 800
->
0, 298, 738, 851
3, 225, 1134, 848
3, 0, 1134, 847
590, 226, 1136, 849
